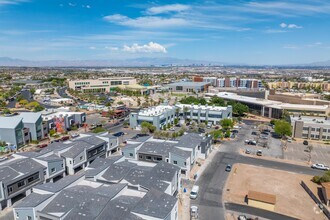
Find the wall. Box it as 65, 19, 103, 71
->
248, 199, 275, 211
14, 208, 34, 220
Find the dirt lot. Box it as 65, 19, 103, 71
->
223, 164, 326, 220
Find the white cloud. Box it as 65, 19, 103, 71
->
280, 23, 302, 29
89, 46, 96, 50
146, 4, 191, 15
104, 14, 188, 28
280, 23, 287, 28
0, 0, 28, 5
122, 42, 167, 53
86, 5, 91, 9
283, 45, 299, 49
68, 3, 76, 7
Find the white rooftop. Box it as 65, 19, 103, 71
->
176, 103, 228, 111
139, 105, 175, 117
290, 116, 330, 126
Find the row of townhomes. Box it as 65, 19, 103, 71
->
0, 133, 119, 211
129, 103, 232, 130
12, 157, 179, 219
122, 133, 212, 177
0, 109, 86, 149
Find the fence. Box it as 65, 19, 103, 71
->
301, 181, 330, 219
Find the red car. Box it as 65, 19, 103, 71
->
61, 136, 70, 141
38, 144, 48, 148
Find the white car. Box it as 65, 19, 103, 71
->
190, 185, 200, 199
311, 163, 330, 171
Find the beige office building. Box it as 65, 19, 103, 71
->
291, 116, 330, 140
68, 77, 137, 93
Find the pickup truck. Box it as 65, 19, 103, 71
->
311, 163, 330, 171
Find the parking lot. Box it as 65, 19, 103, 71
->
240, 127, 283, 159
285, 141, 330, 165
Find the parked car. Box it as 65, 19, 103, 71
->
175, 124, 181, 127
113, 132, 124, 137
61, 136, 70, 141
190, 185, 200, 199
245, 140, 257, 145
71, 133, 80, 138
287, 138, 292, 143
0, 157, 8, 162
245, 149, 251, 154
303, 140, 309, 145
257, 150, 262, 156
238, 215, 247, 220
198, 128, 205, 133
214, 126, 220, 130
225, 164, 232, 172
38, 143, 48, 148
169, 127, 175, 131
311, 163, 330, 171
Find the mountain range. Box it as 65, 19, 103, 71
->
0, 57, 329, 67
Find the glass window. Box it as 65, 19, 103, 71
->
173, 160, 178, 164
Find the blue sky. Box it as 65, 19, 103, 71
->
0, 0, 330, 65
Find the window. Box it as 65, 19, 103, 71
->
303, 127, 309, 131
316, 128, 320, 132
311, 128, 316, 131
51, 168, 56, 173
184, 162, 187, 166
70, 160, 72, 164
129, 153, 133, 157
17, 180, 26, 188
80, 156, 83, 160
43, 170, 47, 176
61, 163, 64, 168
27, 216, 32, 220
323, 129, 327, 133
173, 160, 178, 164
28, 173, 39, 183
8, 186, 13, 193
146, 156, 152, 160
139, 155, 142, 159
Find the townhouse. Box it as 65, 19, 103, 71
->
0, 117, 26, 148
122, 133, 212, 176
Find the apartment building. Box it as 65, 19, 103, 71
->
129, 105, 176, 130
13, 112, 44, 141
291, 116, 330, 140
268, 81, 330, 92
122, 133, 212, 176
0, 117, 26, 148
68, 77, 137, 93
193, 76, 262, 89
176, 103, 232, 125
13, 159, 179, 220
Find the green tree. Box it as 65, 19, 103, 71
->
221, 119, 233, 129
141, 121, 156, 133
19, 99, 28, 106
274, 120, 292, 137
209, 96, 225, 106
210, 130, 223, 142
312, 170, 330, 184
167, 123, 171, 129
232, 103, 249, 116
2, 108, 11, 114
174, 118, 179, 125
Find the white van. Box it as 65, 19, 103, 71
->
190, 185, 199, 199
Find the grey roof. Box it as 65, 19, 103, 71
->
15, 112, 41, 124
170, 147, 191, 159
96, 196, 143, 220
16, 151, 40, 158
97, 133, 118, 140
101, 161, 137, 183
123, 166, 153, 187
0, 158, 45, 183
85, 156, 123, 177
123, 143, 141, 150
176, 133, 204, 148
167, 81, 210, 87
37, 154, 63, 162
129, 135, 151, 143
39, 142, 73, 155
42, 184, 126, 220
34, 173, 84, 193
77, 136, 106, 149
60, 143, 85, 158
14, 193, 53, 208
132, 188, 177, 219
151, 161, 180, 182
137, 141, 176, 157
0, 116, 22, 129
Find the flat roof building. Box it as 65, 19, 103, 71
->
210, 92, 330, 119
68, 77, 137, 93
166, 81, 210, 93
290, 116, 330, 140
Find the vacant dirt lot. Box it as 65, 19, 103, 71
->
223, 164, 326, 220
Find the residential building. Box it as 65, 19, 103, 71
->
193, 77, 262, 89
68, 77, 137, 93
13, 112, 44, 141
122, 133, 212, 176
13, 159, 179, 220
129, 105, 176, 130
166, 81, 210, 93
176, 103, 232, 125
0, 158, 46, 210
210, 92, 330, 119
0, 117, 26, 148
290, 116, 330, 140
268, 81, 330, 92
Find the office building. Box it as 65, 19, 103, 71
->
211, 92, 330, 119
68, 77, 137, 93
129, 105, 176, 130
13, 112, 44, 141
176, 103, 232, 125
166, 81, 210, 93
291, 116, 330, 140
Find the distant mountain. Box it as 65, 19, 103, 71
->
302, 60, 330, 67
0, 57, 230, 67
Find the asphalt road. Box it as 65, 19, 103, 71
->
191, 121, 323, 220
